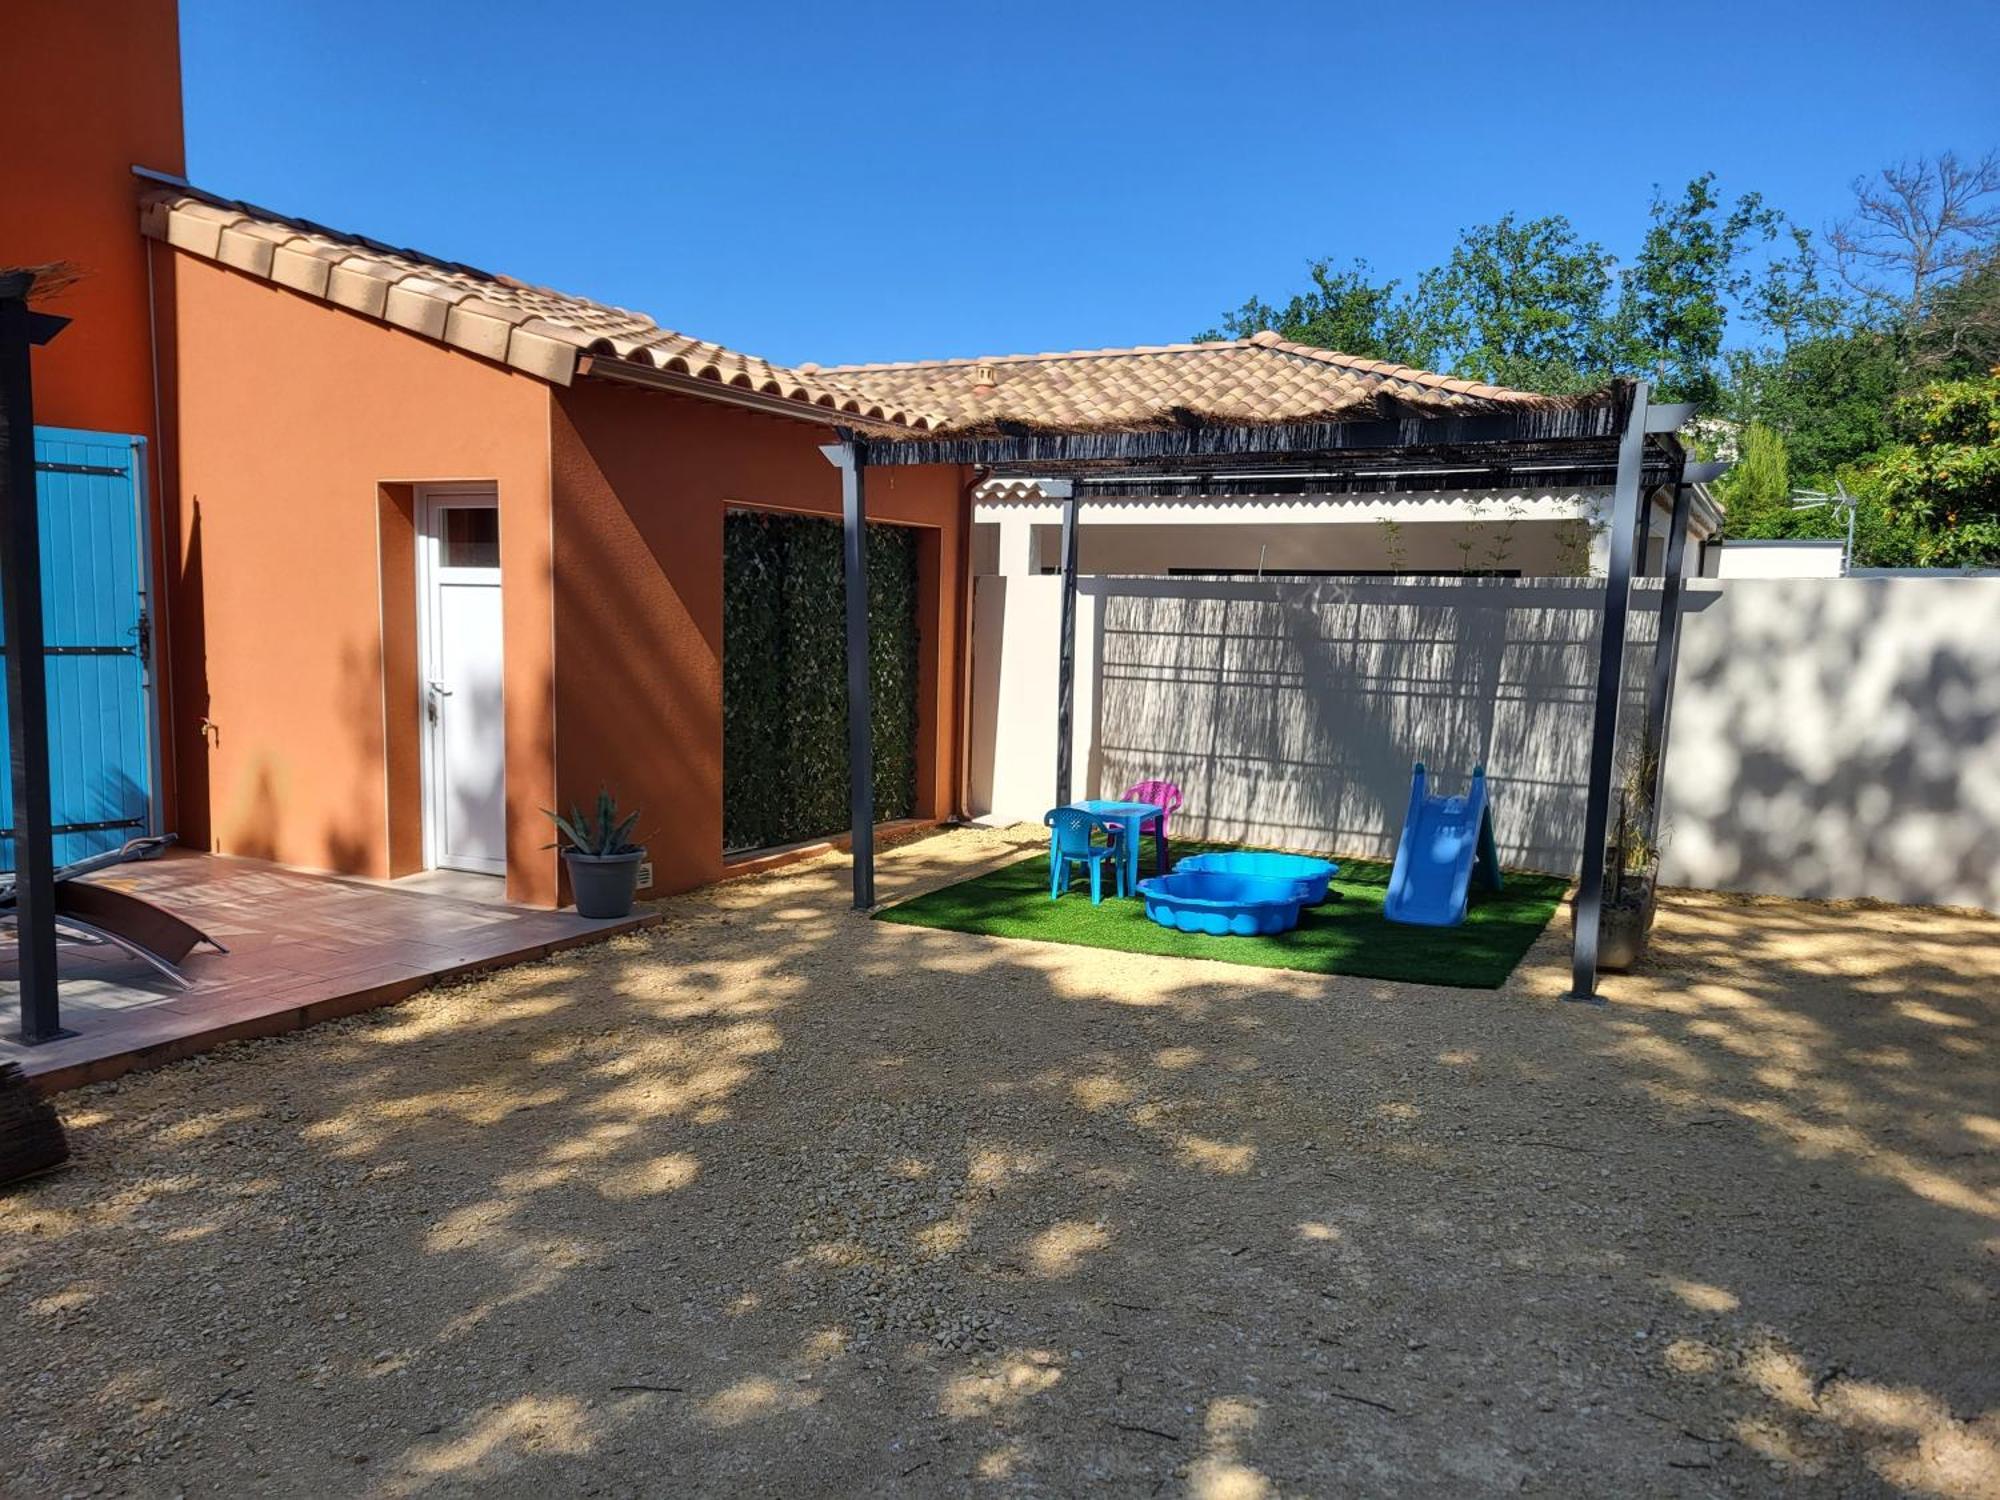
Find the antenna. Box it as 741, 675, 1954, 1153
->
1788, 481, 1858, 577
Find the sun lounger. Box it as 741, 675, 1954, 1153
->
1, 836, 227, 988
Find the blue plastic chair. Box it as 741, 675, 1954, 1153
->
1043, 807, 1127, 904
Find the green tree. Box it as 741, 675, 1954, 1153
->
1743, 223, 1851, 352
1714, 422, 1791, 536
1408, 214, 1616, 391
1194, 259, 1420, 363
1868, 372, 2000, 566
1725, 329, 1905, 481
1199, 185, 1792, 399
1193, 145, 1998, 444
1710, 422, 1919, 566
1725, 163, 2000, 486
1829, 467, 1927, 569
1615, 174, 1782, 406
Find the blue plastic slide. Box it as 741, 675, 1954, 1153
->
1383, 762, 1503, 927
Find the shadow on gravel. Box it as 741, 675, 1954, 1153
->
2, 831, 1995, 1496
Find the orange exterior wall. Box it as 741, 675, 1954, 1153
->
1, 0, 185, 441
158, 260, 967, 908
8, 0, 974, 908
160, 255, 562, 904
550, 381, 968, 897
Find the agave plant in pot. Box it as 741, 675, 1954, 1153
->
546, 790, 646, 919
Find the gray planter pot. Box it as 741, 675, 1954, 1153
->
1571, 873, 1658, 972
563, 849, 644, 919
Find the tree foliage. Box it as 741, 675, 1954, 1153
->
1614, 174, 1782, 406
1869, 372, 2000, 566
1202, 175, 1786, 400
1741, 224, 1850, 352
1198, 150, 2000, 567
1196, 259, 1414, 363
1714, 423, 1790, 531
1725, 329, 1905, 479
1912, 245, 2000, 377
1406, 214, 1616, 392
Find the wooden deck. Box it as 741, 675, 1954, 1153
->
1, 851, 656, 1093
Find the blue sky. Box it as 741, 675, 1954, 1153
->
181, 0, 2000, 367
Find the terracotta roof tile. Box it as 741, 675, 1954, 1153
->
138, 183, 930, 424
819, 336, 1561, 438
267, 241, 332, 298
141, 182, 1580, 437
325, 261, 391, 319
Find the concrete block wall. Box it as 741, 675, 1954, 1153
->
1659, 578, 2000, 910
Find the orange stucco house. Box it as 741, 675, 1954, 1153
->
7, 0, 973, 907
142, 187, 975, 907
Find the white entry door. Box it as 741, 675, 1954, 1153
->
418, 489, 507, 875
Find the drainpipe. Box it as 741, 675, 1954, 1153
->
143, 238, 175, 837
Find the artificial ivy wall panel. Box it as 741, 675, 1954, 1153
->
723, 510, 920, 853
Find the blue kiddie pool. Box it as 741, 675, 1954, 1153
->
1174, 851, 1339, 905
1137, 872, 1305, 936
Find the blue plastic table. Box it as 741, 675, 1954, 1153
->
1072, 799, 1166, 895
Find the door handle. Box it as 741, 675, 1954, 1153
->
428, 679, 454, 697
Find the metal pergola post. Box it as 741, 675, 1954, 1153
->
1631, 482, 1656, 578
1641, 473, 1693, 774
0, 272, 70, 1042
1567, 381, 1655, 1003
1046, 479, 1079, 806
820, 436, 875, 910
1638, 455, 1726, 834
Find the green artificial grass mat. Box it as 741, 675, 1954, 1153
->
875, 844, 1569, 990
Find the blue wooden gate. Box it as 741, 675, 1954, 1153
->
0, 427, 157, 870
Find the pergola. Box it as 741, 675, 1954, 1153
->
823, 378, 1724, 1002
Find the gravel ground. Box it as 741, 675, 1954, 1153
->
3, 824, 1996, 1498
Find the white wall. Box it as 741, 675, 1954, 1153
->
1660, 578, 2000, 910
1710, 540, 1846, 579
968, 577, 1098, 824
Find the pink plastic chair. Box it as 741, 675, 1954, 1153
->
1122, 779, 1183, 875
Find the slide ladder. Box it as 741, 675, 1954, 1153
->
1384, 762, 1502, 927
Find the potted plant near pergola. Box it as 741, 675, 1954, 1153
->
547, 790, 646, 919
1596, 796, 1659, 971
1583, 743, 1665, 971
